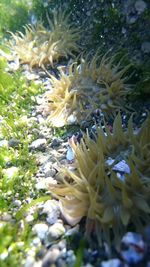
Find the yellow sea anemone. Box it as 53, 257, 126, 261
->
49, 114, 150, 245
45, 53, 131, 127
9, 11, 80, 68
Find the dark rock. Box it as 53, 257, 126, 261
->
8, 138, 20, 148
50, 138, 61, 147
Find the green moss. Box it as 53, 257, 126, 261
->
0, 58, 46, 265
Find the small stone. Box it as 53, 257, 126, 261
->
47, 222, 65, 241
50, 138, 61, 147
58, 239, 67, 250
0, 140, 8, 148
113, 160, 130, 174
42, 162, 53, 174
127, 16, 137, 24
101, 259, 124, 267
8, 138, 20, 148
41, 200, 60, 225
32, 223, 49, 240
135, 0, 147, 14
37, 115, 45, 124
67, 114, 77, 124
8, 57, 20, 71
121, 232, 145, 264
13, 199, 21, 207
42, 248, 61, 266
35, 179, 47, 190
66, 250, 76, 266
66, 147, 75, 162
45, 177, 57, 187
45, 168, 56, 178
24, 71, 39, 80
24, 257, 35, 267
35, 154, 50, 166
3, 167, 19, 179
25, 214, 34, 223
29, 139, 47, 151
141, 42, 150, 54
1, 213, 12, 221
32, 237, 41, 247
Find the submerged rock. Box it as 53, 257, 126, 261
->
29, 139, 47, 151
120, 232, 146, 264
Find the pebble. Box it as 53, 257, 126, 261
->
112, 160, 130, 175
32, 237, 41, 247
40, 200, 60, 225
41, 162, 53, 175
44, 168, 56, 178
13, 199, 22, 207
66, 250, 76, 266
58, 239, 67, 250
32, 223, 49, 241
0, 139, 8, 148
25, 214, 35, 223
8, 138, 20, 148
3, 166, 19, 179
50, 137, 61, 147
8, 57, 20, 70
29, 139, 47, 151
1, 213, 12, 221
135, 0, 147, 14
66, 146, 75, 162
45, 177, 57, 187
35, 154, 50, 166
101, 258, 125, 267
37, 115, 45, 124
42, 247, 61, 266
35, 179, 47, 190
47, 222, 65, 242
24, 257, 35, 267
120, 232, 146, 264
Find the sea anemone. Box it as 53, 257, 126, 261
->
9, 11, 80, 68
45, 53, 131, 127
48, 114, 150, 245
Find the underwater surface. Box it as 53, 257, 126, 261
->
0, 1, 150, 266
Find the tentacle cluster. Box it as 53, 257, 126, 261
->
45, 53, 131, 126
49, 114, 150, 245
9, 11, 80, 68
